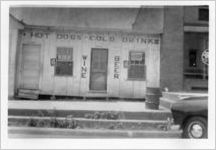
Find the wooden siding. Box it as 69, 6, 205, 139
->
17, 28, 160, 98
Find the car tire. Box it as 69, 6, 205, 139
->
182, 117, 207, 139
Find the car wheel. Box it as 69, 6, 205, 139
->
182, 117, 207, 139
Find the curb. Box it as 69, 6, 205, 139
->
8, 109, 172, 120
8, 127, 182, 138
8, 116, 169, 131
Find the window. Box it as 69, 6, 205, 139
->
198, 8, 209, 21
55, 47, 73, 76
189, 49, 197, 67
128, 51, 145, 80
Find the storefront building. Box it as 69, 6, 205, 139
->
183, 6, 209, 91
9, 6, 209, 99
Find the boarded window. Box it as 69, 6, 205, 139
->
128, 52, 145, 80
55, 47, 73, 76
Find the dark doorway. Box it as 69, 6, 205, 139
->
90, 48, 108, 91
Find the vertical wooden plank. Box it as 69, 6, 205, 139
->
154, 40, 161, 87
107, 32, 121, 97
9, 30, 19, 97
119, 33, 134, 98
80, 32, 93, 96
70, 31, 83, 96
40, 32, 54, 94
132, 35, 148, 98
146, 38, 160, 87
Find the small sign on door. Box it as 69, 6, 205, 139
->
50, 58, 56, 66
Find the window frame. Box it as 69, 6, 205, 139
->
55, 47, 73, 76
127, 51, 146, 81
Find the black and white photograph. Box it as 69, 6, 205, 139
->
1, 1, 215, 149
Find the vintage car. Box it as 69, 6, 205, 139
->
171, 96, 208, 138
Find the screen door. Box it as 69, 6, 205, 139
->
20, 44, 41, 90
90, 48, 108, 91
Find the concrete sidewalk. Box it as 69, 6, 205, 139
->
8, 100, 169, 112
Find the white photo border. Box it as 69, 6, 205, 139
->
1, 1, 215, 149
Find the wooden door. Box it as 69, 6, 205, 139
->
90, 49, 108, 91
20, 44, 41, 90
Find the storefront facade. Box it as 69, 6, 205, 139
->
183, 6, 209, 91
15, 27, 160, 98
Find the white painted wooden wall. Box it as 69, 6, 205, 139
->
17, 28, 160, 98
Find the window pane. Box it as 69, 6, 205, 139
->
55, 61, 73, 76
55, 47, 73, 76
128, 51, 145, 80
57, 47, 73, 61
199, 8, 209, 21
128, 65, 145, 79
130, 52, 145, 63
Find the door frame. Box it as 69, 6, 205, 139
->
89, 48, 108, 92
18, 43, 42, 90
